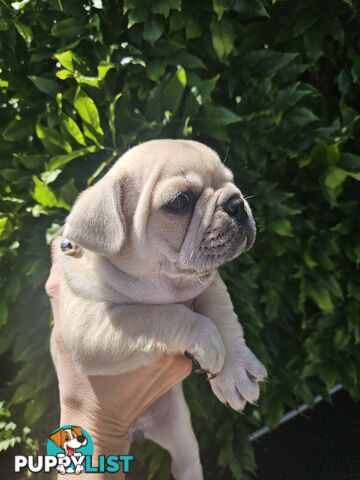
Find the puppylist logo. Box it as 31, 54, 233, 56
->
15, 425, 134, 475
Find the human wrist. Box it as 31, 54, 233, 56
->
59, 404, 131, 480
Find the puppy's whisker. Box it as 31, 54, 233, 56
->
223, 145, 230, 165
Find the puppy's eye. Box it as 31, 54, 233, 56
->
165, 192, 192, 212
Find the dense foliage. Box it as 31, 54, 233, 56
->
0, 0, 359, 478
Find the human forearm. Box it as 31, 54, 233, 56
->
59, 401, 130, 480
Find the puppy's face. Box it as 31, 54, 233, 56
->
65, 140, 256, 279
49, 426, 87, 451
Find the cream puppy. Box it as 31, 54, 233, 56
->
53, 139, 267, 480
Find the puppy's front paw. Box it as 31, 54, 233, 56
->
185, 317, 225, 378
210, 344, 267, 412
57, 465, 66, 475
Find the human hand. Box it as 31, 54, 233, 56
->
46, 254, 192, 479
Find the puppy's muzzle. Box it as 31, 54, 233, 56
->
223, 195, 248, 225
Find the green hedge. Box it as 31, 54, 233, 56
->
0, 0, 359, 478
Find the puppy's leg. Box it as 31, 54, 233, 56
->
60, 281, 225, 376
194, 271, 267, 411
142, 383, 203, 480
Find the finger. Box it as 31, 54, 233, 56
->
152, 355, 192, 393
135, 355, 191, 387
133, 355, 192, 412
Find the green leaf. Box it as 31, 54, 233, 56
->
46, 223, 63, 244
309, 140, 340, 167
109, 92, 123, 148
73, 90, 104, 135
324, 167, 348, 190
143, 16, 163, 43
31, 176, 67, 209
28, 76, 60, 96
308, 287, 334, 313
151, 0, 181, 17
0, 18, 10, 31
47, 146, 97, 170
14, 21, 32, 47
0, 217, 13, 240
59, 178, 78, 205
60, 114, 86, 146
147, 60, 166, 81
162, 66, 186, 112
286, 107, 318, 126
24, 393, 49, 426
3, 118, 34, 141
333, 329, 350, 350
186, 18, 202, 39
270, 219, 293, 237
127, 8, 149, 28
234, 0, 269, 18
54, 50, 77, 71
75, 62, 115, 88
190, 75, 220, 105
168, 51, 206, 69
210, 18, 235, 61
348, 171, 360, 181
0, 303, 8, 327
239, 50, 298, 78
40, 169, 61, 185
51, 18, 85, 38
264, 392, 284, 429
146, 67, 187, 119
36, 123, 72, 154
304, 28, 324, 61
202, 105, 241, 126
321, 13, 344, 43
56, 69, 73, 80
213, 0, 229, 19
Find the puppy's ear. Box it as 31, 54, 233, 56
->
72, 426, 82, 437
49, 429, 65, 447
64, 175, 126, 255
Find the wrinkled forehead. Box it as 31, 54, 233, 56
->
111, 139, 233, 194
153, 163, 233, 207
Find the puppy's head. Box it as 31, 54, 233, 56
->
49, 426, 86, 450
64, 140, 256, 277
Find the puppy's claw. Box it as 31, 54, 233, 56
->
184, 351, 202, 370
194, 367, 219, 379
246, 371, 257, 383
235, 386, 245, 402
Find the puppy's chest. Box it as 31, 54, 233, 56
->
59, 247, 211, 305
133, 278, 207, 304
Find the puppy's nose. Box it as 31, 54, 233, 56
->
223, 195, 248, 223
77, 435, 86, 443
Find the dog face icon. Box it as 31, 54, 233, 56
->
49, 426, 87, 456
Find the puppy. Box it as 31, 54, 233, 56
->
52, 139, 267, 480
49, 426, 87, 474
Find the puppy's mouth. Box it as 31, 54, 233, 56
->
192, 217, 256, 273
